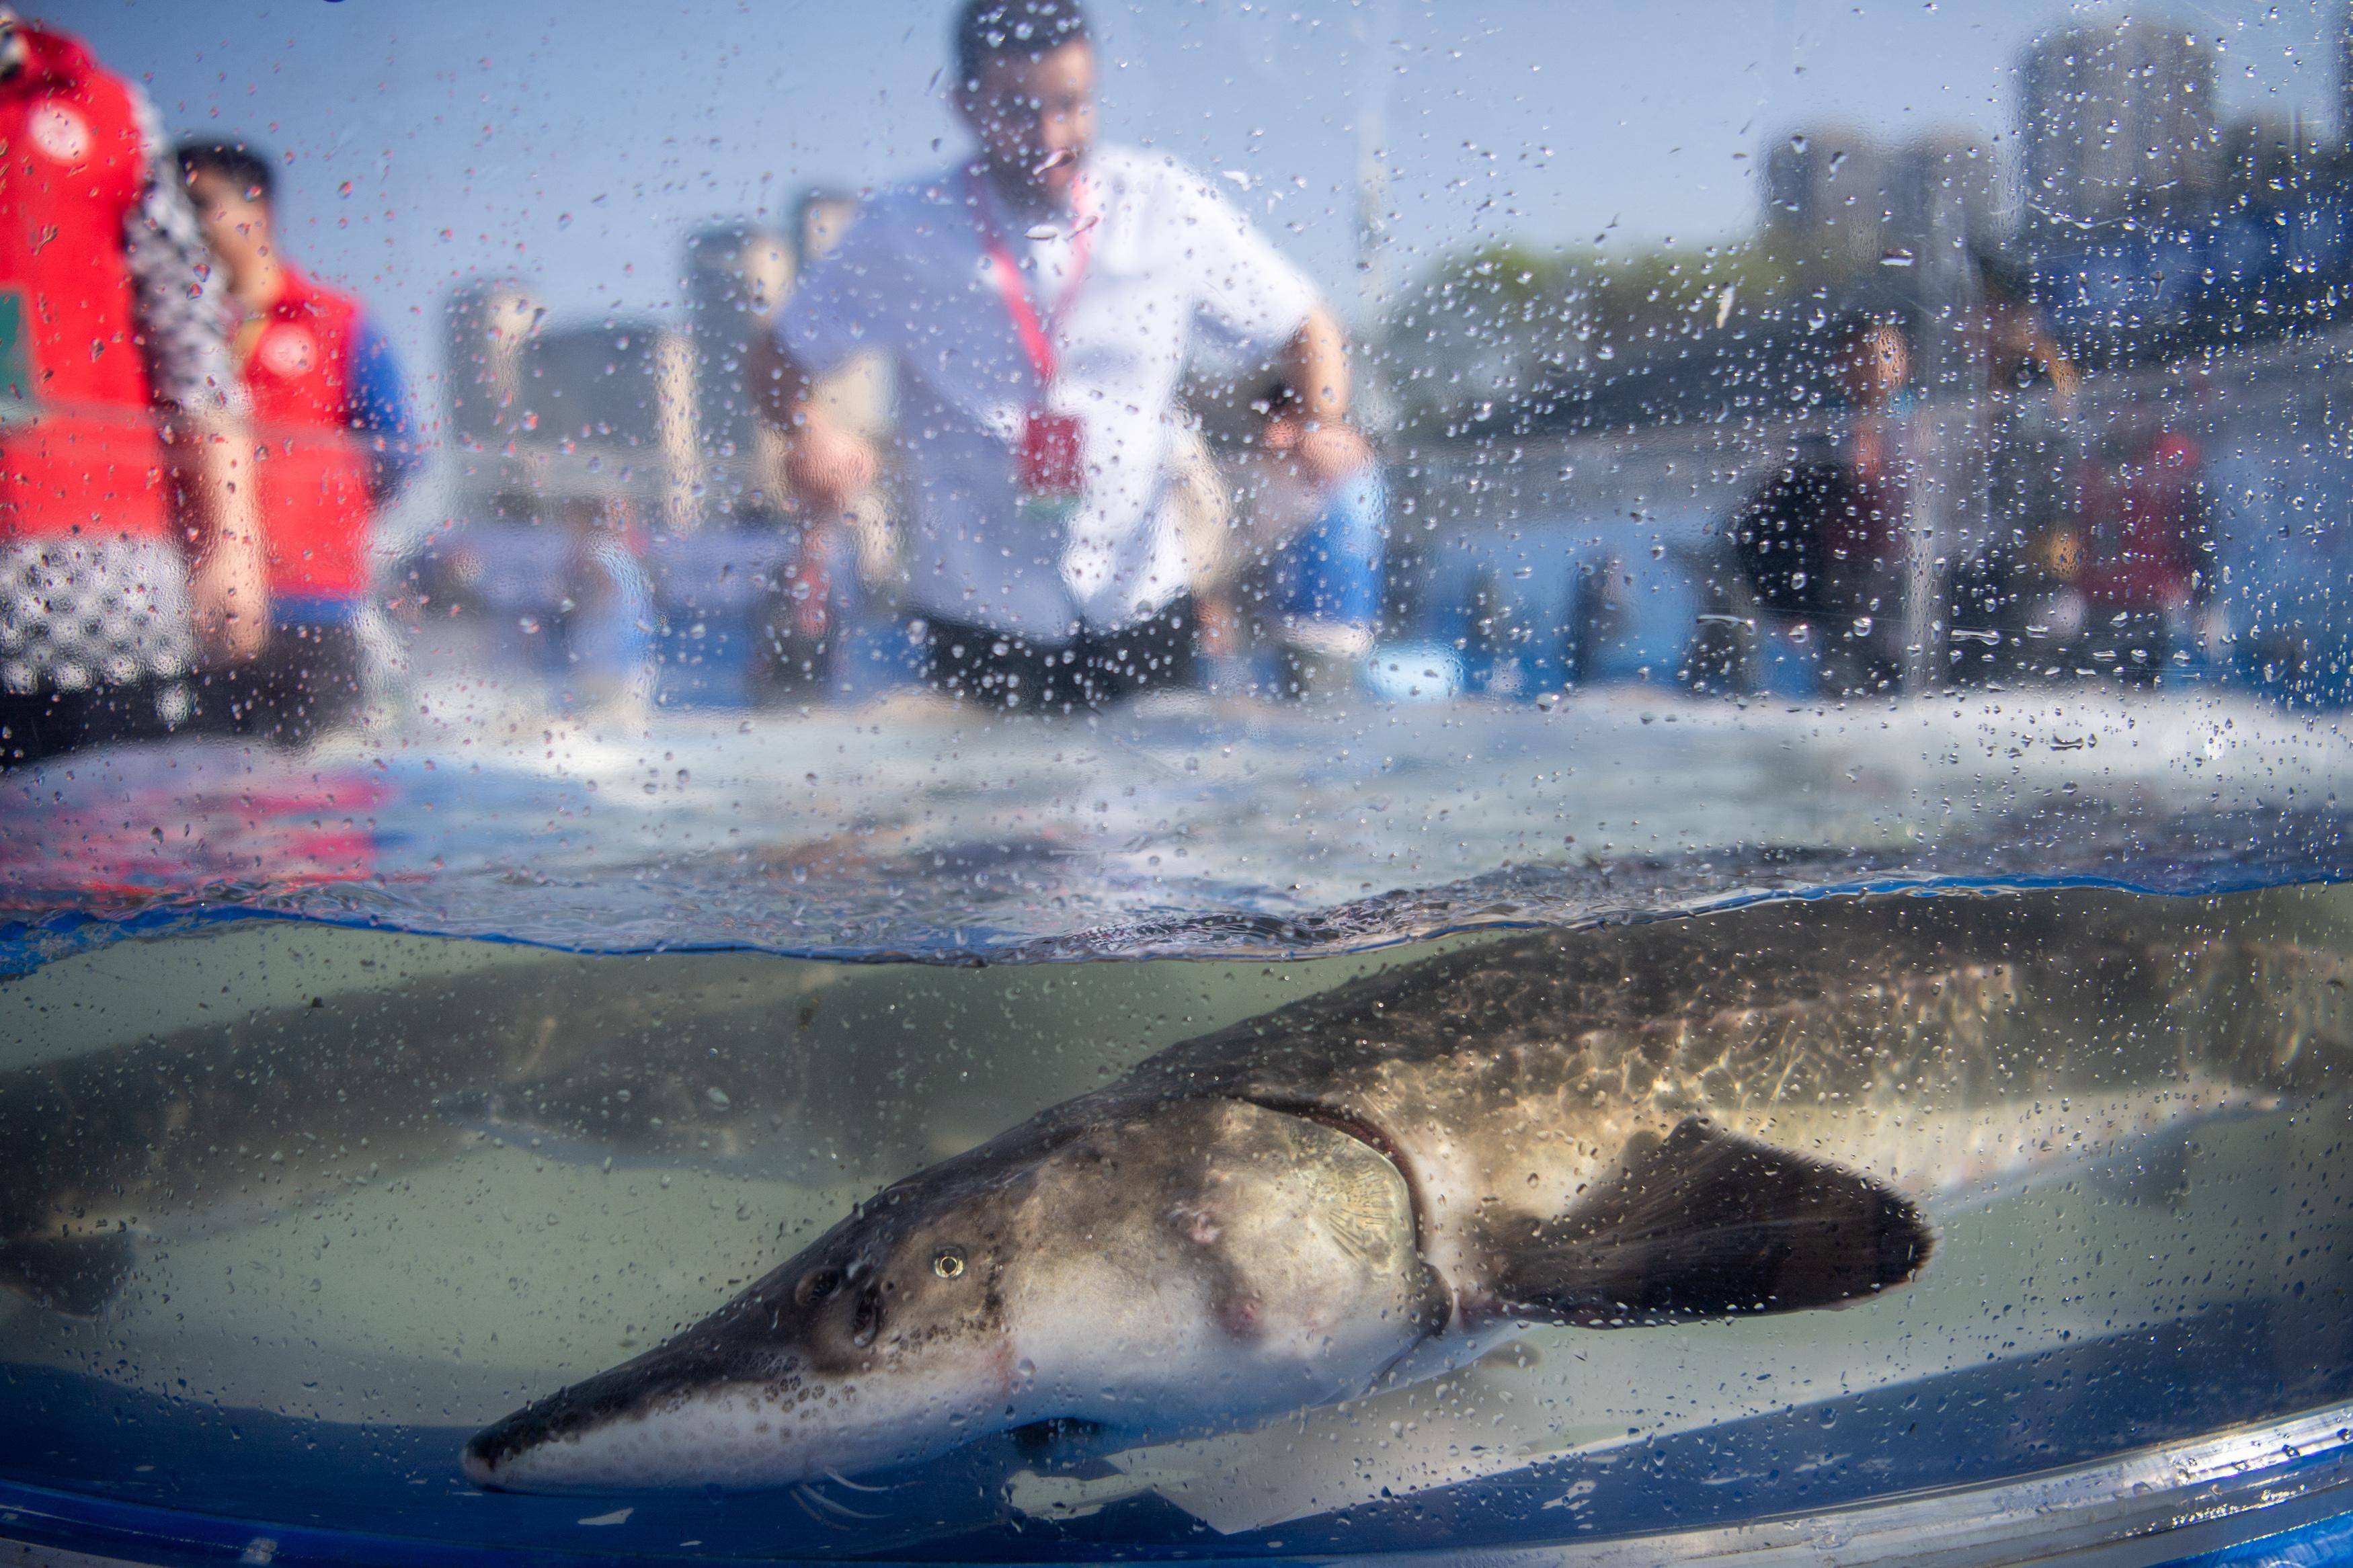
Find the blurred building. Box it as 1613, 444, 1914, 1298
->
1888, 133, 2000, 261
781, 187, 898, 587
2221, 111, 2329, 214
784, 188, 891, 444
1762, 126, 1996, 272
442, 284, 691, 533
683, 223, 794, 523
1761, 126, 1891, 271
793, 189, 862, 267
436, 190, 889, 557
442, 278, 544, 449
2018, 17, 2219, 235
536, 319, 693, 529
2341, 1, 2353, 157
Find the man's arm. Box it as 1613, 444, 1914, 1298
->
750, 329, 876, 516
124, 91, 267, 661
347, 317, 424, 503
1177, 165, 1372, 486
1275, 304, 1372, 485
1279, 304, 1350, 426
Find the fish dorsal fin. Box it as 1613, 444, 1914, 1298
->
1491, 1117, 1931, 1326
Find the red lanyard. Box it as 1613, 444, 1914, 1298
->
969, 167, 1093, 390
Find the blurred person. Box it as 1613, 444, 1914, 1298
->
1712, 311, 1917, 697
1263, 382, 1385, 696
0, 9, 266, 767
1207, 373, 1386, 697
1946, 253, 2087, 683
1984, 279, 2079, 411
178, 138, 420, 746
1823, 313, 1915, 693
750, 185, 888, 700
754, 0, 1373, 712
2069, 427, 2215, 681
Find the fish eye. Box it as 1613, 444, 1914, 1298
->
795, 1267, 842, 1305
932, 1246, 967, 1279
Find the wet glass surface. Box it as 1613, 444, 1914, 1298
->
4, 1, 2353, 1561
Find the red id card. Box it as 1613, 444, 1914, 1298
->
1017, 409, 1084, 499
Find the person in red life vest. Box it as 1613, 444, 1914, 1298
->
177, 139, 420, 747
0, 9, 269, 767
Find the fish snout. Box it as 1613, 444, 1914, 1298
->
458, 1440, 500, 1489
462, 1333, 806, 1491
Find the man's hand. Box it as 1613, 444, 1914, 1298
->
752, 330, 877, 515
785, 405, 879, 517
1293, 422, 1373, 489
1263, 413, 1373, 490
1271, 304, 1372, 486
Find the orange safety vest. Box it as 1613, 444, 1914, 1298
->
241, 267, 376, 602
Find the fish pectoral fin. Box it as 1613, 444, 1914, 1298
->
0, 1231, 138, 1317
1492, 1117, 1931, 1326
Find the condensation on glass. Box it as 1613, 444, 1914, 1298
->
0, 3, 2350, 1565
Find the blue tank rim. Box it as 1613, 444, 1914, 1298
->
5, 1395, 2353, 1568
1, 864, 2345, 979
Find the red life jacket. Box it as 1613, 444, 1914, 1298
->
239, 267, 374, 602
0, 26, 169, 542
2076, 433, 2203, 612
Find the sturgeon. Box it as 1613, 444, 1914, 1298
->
463, 889, 2353, 1491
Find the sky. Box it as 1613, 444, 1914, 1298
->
48, 0, 2348, 384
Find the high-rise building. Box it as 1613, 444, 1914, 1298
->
1886, 133, 1999, 263
442, 284, 693, 529
1761, 125, 1892, 271
2340, 0, 2353, 153
682, 224, 793, 473
793, 190, 862, 268
785, 187, 893, 448
442, 278, 544, 447
1761, 126, 1995, 272
524, 321, 684, 452
2222, 111, 2327, 212
2018, 17, 2219, 234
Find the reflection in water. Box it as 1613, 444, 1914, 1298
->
0, 760, 381, 907
0, 684, 2345, 971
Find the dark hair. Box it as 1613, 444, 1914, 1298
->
954, 0, 1090, 89
176, 138, 275, 204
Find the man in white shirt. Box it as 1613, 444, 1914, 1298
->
756, 0, 1371, 711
